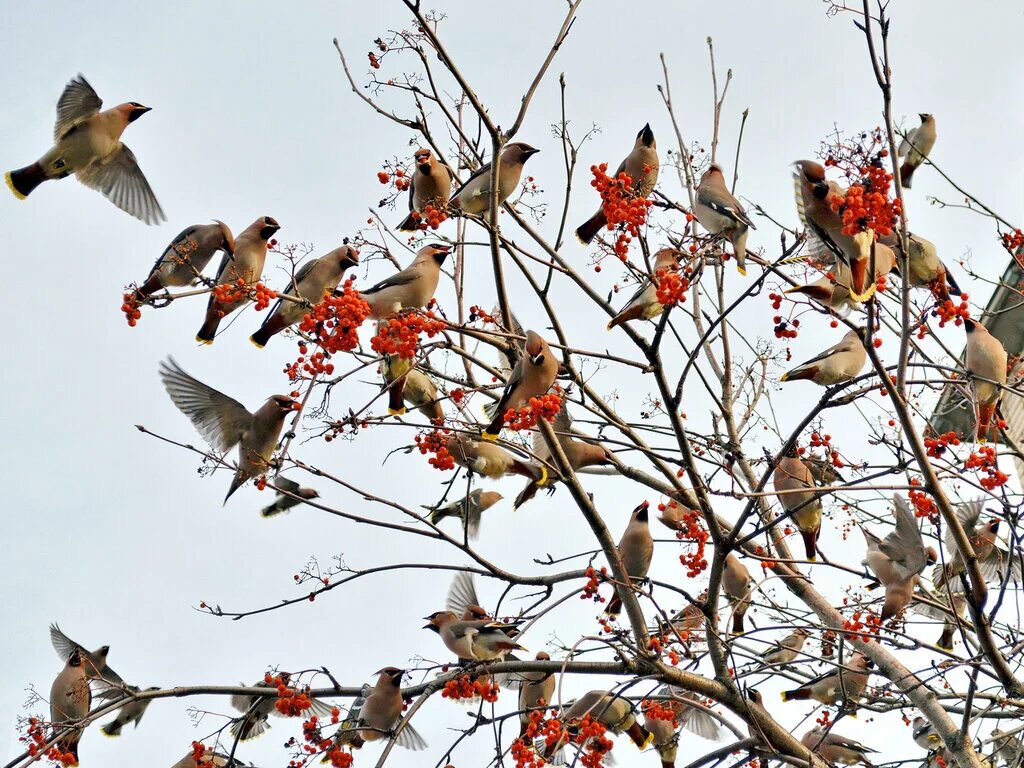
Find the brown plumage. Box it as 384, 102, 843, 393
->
398, 148, 453, 230
337, 668, 426, 751
136, 221, 234, 299
694, 164, 756, 274
362, 244, 450, 319
607, 248, 680, 330
446, 435, 547, 485
518, 653, 555, 737
897, 113, 936, 189
723, 553, 753, 635
773, 448, 825, 560
576, 123, 658, 244
964, 318, 1008, 442
482, 330, 559, 439
50, 648, 91, 761
449, 142, 539, 216
605, 502, 654, 616
780, 652, 873, 710
801, 727, 876, 766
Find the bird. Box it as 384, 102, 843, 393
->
196, 216, 281, 343
932, 499, 1019, 588
446, 435, 548, 485
378, 324, 445, 419
134, 221, 235, 300
783, 261, 858, 317
449, 142, 539, 215
482, 330, 559, 439
49, 648, 92, 762
607, 248, 681, 329
842, 230, 897, 303
780, 652, 873, 711
862, 495, 937, 621
723, 553, 753, 635
513, 406, 615, 507
49, 624, 124, 694
793, 160, 858, 265
772, 447, 825, 560
422, 611, 524, 661
644, 706, 682, 768
898, 113, 936, 188
605, 502, 654, 617
362, 244, 450, 319
424, 489, 503, 539
647, 685, 724, 745
879, 231, 961, 302
398, 148, 453, 230
964, 318, 1008, 442
800, 727, 877, 766
230, 674, 333, 741
250, 245, 360, 348
914, 585, 969, 651
744, 689, 767, 743
656, 499, 698, 532
911, 716, 942, 751
576, 123, 659, 244
693, 163, 756, 274
759, 628, 810, 666
169, 746, 232, 768
780, 327, 867, 386
517, 653, 556, 737
542, 691, 654, 760
158, 357, 299, 502
6, 74, 164, 224
261, 477, 319, 518
990, 727, 1024, 767
336, 668, 427, 750
100, 686, 160, 737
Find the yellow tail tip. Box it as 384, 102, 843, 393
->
807, 555, 817, 562
481, 431, 499, 442
849, 284, 877, 303
388, 406, 407, 416
736, 265, 747, 276
780, 692, 789, 702
779, 373, 790, 382
249, 336, 266, 349
100, 728, 120, 738
640, 732, 655, 750
537, 466, 549, 486
5, 172, 26, 200
783, 285, 802, 295
606, 321, 614, 331
731, 630, 746, 637
195, 336, 214, 345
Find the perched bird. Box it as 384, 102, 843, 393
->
744, 689, 766, 743
914, 586, 969, 651
336, 668, 427, 750
362, 244, 450, 319
932, 499, 1019, 588
879, 231, 961, 302
135, 222, 235, 300
446, 435, 547, 485
784, 261, 858, 317
518, 653, 556, 737
990, 727, 1024, 767
378, 323, 445, 419
169, 746, 231, 768
607, 248, 681, 330
6, 74, 164, 224
100, 686, 160, 737
800, 727, 876, 766
862, 495, 936, 620
898, 113, 936, 188
793, 160, 858, 265
250, 245, 360, 348
911, 716, 942, 751
543, 691, 653, 759
425, 489, 503, 539
449, 142, 539, 216
398, 148, 453, 230
50, 624, 124, 693
694, 163, 756, 274
231, 674, 334, 741
772, 447, 825, 560
482, 330, 559, 439
513, 406, 615, 508
656, 499, 698, 532
780, 652, 873, 710
668, 592, 707, 657
196, 216, 281, 344
159, 357, 299, 502
261, 477, 320, 518
576, 124, 659, 244
647, 685, 723, 744
723, 553, 753, 635
422, 611, 524, 661
50, 648, 92, 761
840, 230, 897, 302
759, 628, 811, 666
780, 327, 867, 386
605, 502, 654, 617
964, 318, 1008, 442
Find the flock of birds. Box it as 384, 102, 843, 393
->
8, 73, 1021, 768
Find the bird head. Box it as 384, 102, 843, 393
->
124, 102, 152, 123
336, 245, 360, 270
503, 142, 540, 163
376, 667, 405, 686
745, 688, 762, 704
700, 163, 724, 183
536, 651, 551, 661
919, 113, 932, 122
633, 500, 650, 523
525, 331, 546, 365
300, 488, 321, 500
271, 395, 301, 414
68, 648, 83, 667
793, 160, 826, 183
426, 243, 452, 264
637, 123, 656, 147
963, 317, 976, 333
414, 148, 433, 170
260, 216, 281, 241
925, 546, 939, 565
422, 611, 453, 631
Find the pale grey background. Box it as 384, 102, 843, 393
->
1, 2, 1022, 766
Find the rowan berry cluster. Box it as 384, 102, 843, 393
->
408, 203, 448, 230
294, 278, 371, 358
641, 699, 678, 727
211, 278, 268, 306
467, 304, 497, 324
414, 429, 455, 470
933, 293, 971, 327
266, 673, 315, 717
21, 719, 77, 766
502, 393, 562, 431
665, 504, 708, 577
924, 430, 961, 458
773, 316, 799, 340
655, 269, 689, 306
589, 163, 653, 259
908, 485, 939, 524
287, 344, 336, 380
441, 675, 500, 702
965, 446, 1009, 490
511, 735, 545, 768
323, 747, 354, 768
841, 608, 880, 642
377, 166, 410, 191
832, 172, 902, 238
370, 310, 445, 359
574, 715, 613, 768
1000, 228, 1023, 254
121, 292, 142, 327
581, 566, 608, 603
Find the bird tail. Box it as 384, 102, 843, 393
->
848, 255, 874, 302
250, 315, 286, 349
397, 212, 419, 231
223, 471, 248, 504
779, 365, 817, 383
784, 283, 832, 302
134, 274, 163, 301
731, 611, 745, 636
101, 720, 124, 738
899, 162, 915, 188
605, 594, 622, 617
976, 403, 998, 443
5, 163, 46, 199
575, 210, 607, 245
607, 304, 645, 331
511, 460, 547, 487
801, 529, 818, 561
261, 503, 282, 518
196, 311, 221, 344
626, 721, 654, 750
514, 479, 539, 509
483, 411, 505, 439
937, 625, 955, 651
780, 688, 810, 702
387, 378, 407, 416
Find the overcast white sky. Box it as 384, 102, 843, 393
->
2, 1, 1023, 767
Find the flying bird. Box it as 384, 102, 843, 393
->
424, 489, 503, 539
422, 611, 524, 661
261, 477, 320, 518
862, 495, 936, 620
576, 123, 659, 244
6, 74, 164, 224
50, 624, 124, 694
159, 357, 299, 502
135, 222, 235, 300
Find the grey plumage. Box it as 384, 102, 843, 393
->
261, 477, 320, 518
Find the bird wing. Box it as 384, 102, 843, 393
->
394, 719, 429, 751
450, 161, 493, 201
793, 337, 851, 370
945, 499, 984, 553
159, 357, 254, 452
494, 305, 526, 374
76, 143, 165, 225
49, 624, 84, 662
881, 495, 929, 578
861, 526, 882, 553
898, 127, 918, 158
273, 477, 302, 495
446, 571, 482, 617
54, 75, 103, 140
142, 226, 199, 285
699, 187, 755, 229
360, 267, 419, 296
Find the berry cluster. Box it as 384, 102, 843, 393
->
408, 203, 448, 231
511, 732, 546, 768
924, 430, 961, 459
377, 166, 410, 191
655, 269, 689, 307
467, 305, 497, 324
831, 171, 902, 238
293, 278, 371, 360
773, 315, 799, 340
908, 485, 939, 525
286, 344, 337, 381
1000, 228, 1023, 255
641, 699, 678, 727
841, 608, 881, 642
588, 163, 653, 260
265, 673, 315, 717
965, 446, 1009, 490
211, 278, 274, 307
121, 291, 142, 327
581, 566, 608, 603
20, 718, 77, 766
662, 503, 708, 577
933, 293, 971, 327
441, 675, 500, 702
502, 393, 562, 431
574, 715, 613, 768
370, 310, 445, 359
414, 430, 455, 470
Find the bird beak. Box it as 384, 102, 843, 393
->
640, 123, 655, 145
529, 353, 544, 366
963, 318, 976, 332
128, 105, 151, 123
524, 147, 541, 159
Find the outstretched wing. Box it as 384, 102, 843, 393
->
54, 74, 102, 140
76, 143, 165, 225
446, 571, 482, 617
159, 357, 254, 452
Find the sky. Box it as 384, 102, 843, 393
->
1, 2, 1023, 767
